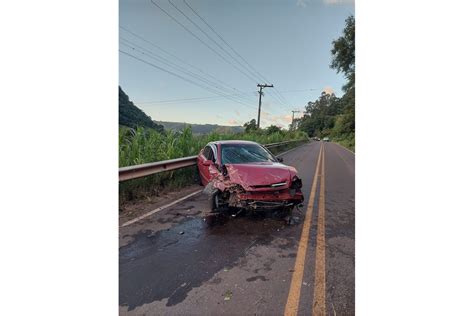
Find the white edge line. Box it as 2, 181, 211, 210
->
333, 141, 355, 155
120, 189, 203, 228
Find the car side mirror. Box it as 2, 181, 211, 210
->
277, 157, 283, 162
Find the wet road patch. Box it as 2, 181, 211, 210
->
119, 213, 292, 311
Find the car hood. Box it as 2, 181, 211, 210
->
225, 162, 295, 191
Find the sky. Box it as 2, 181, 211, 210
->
119, 0, 354, 128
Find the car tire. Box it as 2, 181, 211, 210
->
209, 190, 219, 212
282, 206, 294, 225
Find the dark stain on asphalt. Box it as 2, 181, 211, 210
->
253, 258, 276, 274
119, 212, 294, 311
172, 205, 196, 211
246, 275, 269, 282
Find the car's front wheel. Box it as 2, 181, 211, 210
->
209, 190, 224, 213
282, 206, 295, 224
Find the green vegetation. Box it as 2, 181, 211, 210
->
243, 119, 258, 132
119, 125, 308, 203
296, 15, 355, 151
119, 86, 164, 132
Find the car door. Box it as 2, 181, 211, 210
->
198, 145, 214, 185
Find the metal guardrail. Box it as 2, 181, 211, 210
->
119, 139, 307, 182
119, 156, 198, 182
263, 139, 306, 148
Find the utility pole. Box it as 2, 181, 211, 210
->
291, 110, 301, 131
257, 83, 273, 128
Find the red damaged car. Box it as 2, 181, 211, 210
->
197, 140, 304, 214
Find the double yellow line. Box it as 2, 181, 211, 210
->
284, 142, 327, 316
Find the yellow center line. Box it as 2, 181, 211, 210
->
313, 144, 326, 315
284, 142, 323, 316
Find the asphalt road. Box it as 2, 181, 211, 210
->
119, 141, 355, 315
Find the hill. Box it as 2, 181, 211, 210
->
119, 86, 164, 132
154, 121, 244, 135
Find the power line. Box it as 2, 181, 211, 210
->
180, 0, 291, 109
273, 88, 290, 105
151, 0, 290, 114
183, 0, 269, 83
120, 38, 255, 105
119, 26, 254, 103
150, 0, 258, 84
166, 0, 290, 113
120, 49, 256, 110
167, 0, 262, 84
134, 88, 319, 105
279, 88, 319, 93
135, 93, 256, 105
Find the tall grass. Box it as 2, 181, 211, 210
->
119, 126, 308, 203
333, 134, 355, 152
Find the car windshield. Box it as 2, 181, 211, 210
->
221, 143, 276, 164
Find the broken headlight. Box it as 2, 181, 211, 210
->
290, 176, 302, 190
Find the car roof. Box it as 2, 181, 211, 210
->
207, 140, 260, 146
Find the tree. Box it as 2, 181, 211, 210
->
296, 91, 340, 137
331, 15, 355, 80
266, 125, 282, 135
119, 86, 164, 132
329, 15, 355, 149
296, 15, 355, 150
243, 119, 258, 133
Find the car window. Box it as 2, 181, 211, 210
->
202, 145, 215, 162
221, 144, 276, 164
202, 146, 210, 158
208, 148, 215, 162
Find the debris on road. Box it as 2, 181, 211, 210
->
224, 290, 232, 301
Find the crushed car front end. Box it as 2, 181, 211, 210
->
226, 176, 303, 211
208, 163, 304, 211
200, 141, 305, 213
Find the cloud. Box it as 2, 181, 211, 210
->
266, 114, 293, 125
296, 0, 309, 8
259, 110, 304, 128
322, 86, 335, 95
282, 114, 292, 123
234, 110, 240, 116
261, 111, 271, 119
323, 0, 354, 5
227, 119, 238, 125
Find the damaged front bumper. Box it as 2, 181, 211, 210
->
230, 189, 304, 210
204, 171, 305, 212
